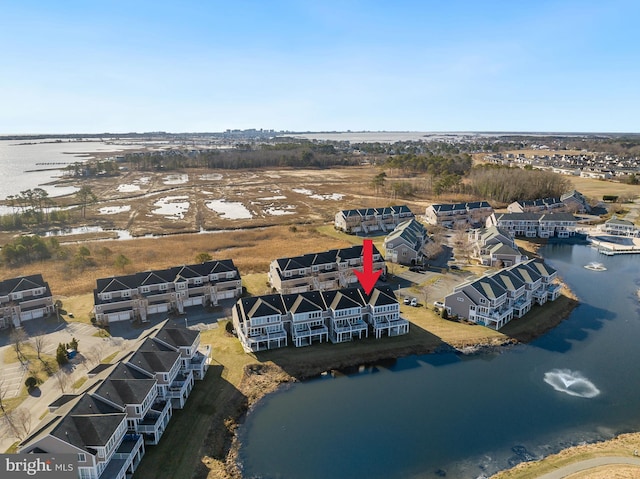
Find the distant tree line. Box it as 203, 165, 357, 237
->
467, 165, 572, 203
384, 153, 472, 176
124, 142, 359, 171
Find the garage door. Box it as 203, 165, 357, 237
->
148, 304, 169, 315
219, 290, 236, 300
20, 309, 44, 321
183, 296, 204, 307
107, 311, 132, 322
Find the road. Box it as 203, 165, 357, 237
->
536, 456, 640, 478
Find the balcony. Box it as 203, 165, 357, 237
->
189, 346, 211, 380
244, 329, 288, 352
102, 434, 144, 479
475, 307, 514, 329
292, 323, 329, 347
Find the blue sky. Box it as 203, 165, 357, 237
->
1, 0, 639, 133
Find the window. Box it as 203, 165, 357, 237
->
159, 284, 168, 291
122, 290, 131, 298
78, 453, 86, 463
140, 286, 150, 294
11, 292, 22, 300
101, 293, 111, 300
194, 278, 203, 285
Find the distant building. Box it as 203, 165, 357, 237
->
601, 215, 638, 236
507, 197, 564, 213
94, 260, 242, 324
560, 190, 591, 213
0, 274, 54, 329
487, 212, 577, 239
268, 245, 385, 294
469, 226, 527, 267
383, 219, 430, 265
334, 205, 414, 234
425, 201, 493, 229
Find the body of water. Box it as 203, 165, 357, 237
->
238, 244, 640, 479
0, 139, 137, 200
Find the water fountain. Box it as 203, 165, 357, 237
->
543, 369, 601, 398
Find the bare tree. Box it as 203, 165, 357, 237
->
84, 343, 105, 368
422, 285, 430, 309
0, 377, 11, 416
9, 407, 32, 440
423, 241, 443, 261
10, 329, 28, 365
54, 369, 70, 394
32, 334, 48, 361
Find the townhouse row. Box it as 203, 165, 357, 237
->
425, 201, 494, 229
468, 226, 528, 267
334, 205, 414, 234
94, 259, 242, 324
269, 244, 386, 294
486, 212, 577, 239
507, 190, 591, 214
0, 274, 54, 329
382, 218, 430, 265
232, 286, 409, 352
19, 320, 210, 479
444, 258, 561, 330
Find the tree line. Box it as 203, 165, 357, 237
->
467, 165, 572, 203
0, 186, 97, 231
123, 142, 359, 171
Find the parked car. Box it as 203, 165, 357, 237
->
409, 266, 423, 273
403, 297, 411, 305
410, 298, 418, 307
433, 300, 445, 309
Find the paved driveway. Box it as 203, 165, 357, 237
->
0, 361, 28, 398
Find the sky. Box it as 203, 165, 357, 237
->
1, 0, 639, 134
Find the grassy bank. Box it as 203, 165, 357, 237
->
490, 432, 640, 479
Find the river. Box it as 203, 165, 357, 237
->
237, 244, 640, 479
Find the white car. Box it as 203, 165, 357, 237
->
433, 301, 445, 309
403, 297, 411, 305
410, 298, 418, 307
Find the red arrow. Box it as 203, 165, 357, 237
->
354, 239, 382, 295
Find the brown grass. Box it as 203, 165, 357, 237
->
567, 176, 640, 201
0, 224, 353, 297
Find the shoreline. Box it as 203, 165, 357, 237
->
210, 288, 580, 479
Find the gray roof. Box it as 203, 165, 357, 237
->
94, 378, 156, 408
470, 277, 507, 300
127, 349, 180, 375
52, 413, 126, 451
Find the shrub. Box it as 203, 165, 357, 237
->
441, 309, 449, 320
25, 376, 38, 390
